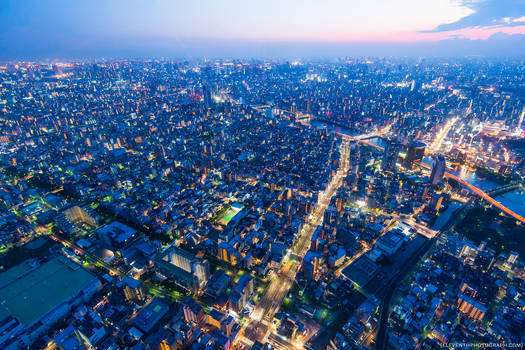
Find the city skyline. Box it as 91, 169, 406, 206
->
2, 1, 525, 349
1, 54, 524, 350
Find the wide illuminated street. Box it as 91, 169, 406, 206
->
240, 139, 350, 347
1, 51, 525, 349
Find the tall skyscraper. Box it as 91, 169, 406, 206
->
403, 141, 426, 169
202, 85, 212, 109
429, 154, 446, 186
382, 138, 401, 172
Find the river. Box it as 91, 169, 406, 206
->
310, 120, 525, 218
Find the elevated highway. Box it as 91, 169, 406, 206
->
243, 102, 525, 224
299, 121, 525, 224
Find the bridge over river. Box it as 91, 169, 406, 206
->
311, 123, 525, 224
243, 103, 525, 224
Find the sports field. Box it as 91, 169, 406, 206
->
217, 203, 244, 226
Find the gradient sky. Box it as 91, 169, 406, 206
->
1, 0, 525, 58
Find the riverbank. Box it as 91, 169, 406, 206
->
455, 205, 525, 256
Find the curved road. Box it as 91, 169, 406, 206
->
235, 97, 524, 222
324, 127, 525, 224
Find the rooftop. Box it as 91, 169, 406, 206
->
0, 257, 96, 326
98, 221, 137, 243
132, 298, 169, 333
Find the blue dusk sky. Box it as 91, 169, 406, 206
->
1, 0, 525, 58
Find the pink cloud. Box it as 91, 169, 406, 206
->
322, 25, 525, 43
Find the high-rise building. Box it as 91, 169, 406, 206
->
202, 85, 212, 109
429, 154, 446, 186
403, 141, 426, 169
435, 196, 443, 211
382, 138, 401, 172
410, 79, 422, 92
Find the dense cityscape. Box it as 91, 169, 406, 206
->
0, 58, 523, 350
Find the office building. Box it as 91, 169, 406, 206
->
403, 141, 426, 169
97, 221, 137, 250
132, 298, 169, 333
182, 296, 205, 325
382, 138, 401, 172
376, 230, 405, 255
429, 154, 446, 186
202, 85, 212, 109
505, 251, 519, 268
